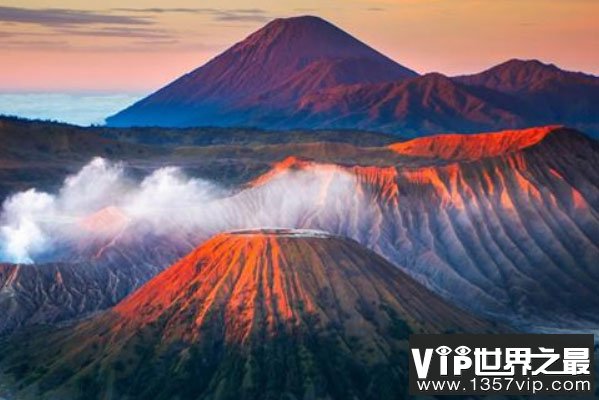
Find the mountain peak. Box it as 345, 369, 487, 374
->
455, 58, 592, 93
106, 16, 417, 128
489, 58, 566, 78
105, 19, 599, 135
264, 15, 334, 29
255, 15, 360, 44
273, 14, 328, 23
231, 15, 404, 71
499, 58, 559, 70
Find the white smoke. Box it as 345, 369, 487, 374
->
0, 157, 369, 264
59, 158, 129, 213
123, 166, 225, 229
0, 189, 55, 263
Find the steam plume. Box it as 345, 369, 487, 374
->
0, 157, 366, 263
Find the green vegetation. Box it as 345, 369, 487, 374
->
0, 116, 401, 197
2, 326, 410, 400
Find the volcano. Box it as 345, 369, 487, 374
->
106, 17, 599, 136
220, 127, 599, 328
0, 230, 494, 400
106, 16, 417, 128
1, 125, 597, 338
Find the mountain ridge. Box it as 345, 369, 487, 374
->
106, 17, 599, 137
388, 125, 561, 160
454, 58, 599, 93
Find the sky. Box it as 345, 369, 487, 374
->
0, 0, 597, 124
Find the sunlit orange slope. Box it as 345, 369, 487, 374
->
112, 229, 492, 344
389, 126, 559, 161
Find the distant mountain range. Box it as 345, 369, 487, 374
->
106, 16, 599, 137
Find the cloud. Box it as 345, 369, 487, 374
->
130, 39, 180, 47
0, 93, 143, 126
2, 39, 68, 49
113, 8, 218, 14
0, 158, 371, 264
112, 7, 269, 22
0, 6, 268, 51
0, 30, 50, 38
215, 13, 269, 22
0, 6, 152, 27
58, 26, 174, 39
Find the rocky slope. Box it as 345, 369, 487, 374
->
0, 228, 197, 336
0, 126, 596, 337
0, 230, 495, 400
233, 127, 599, 327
